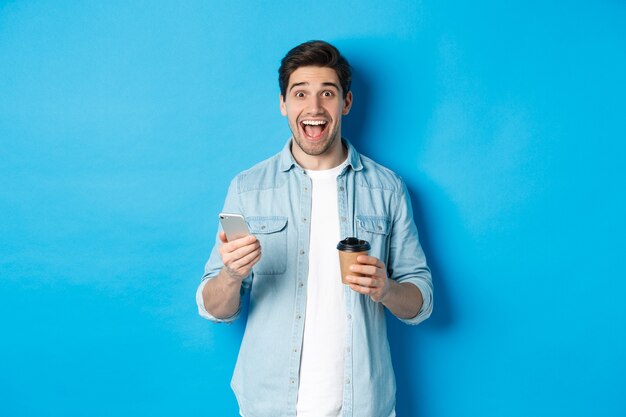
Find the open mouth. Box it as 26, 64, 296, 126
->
300, 119, 328, 140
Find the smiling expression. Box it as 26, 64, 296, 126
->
280, 66, 352, 168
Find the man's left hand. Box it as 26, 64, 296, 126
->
345, 255, 391, 303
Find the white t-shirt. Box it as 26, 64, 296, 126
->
296, 161, 347, 417
196, 161, 349, 417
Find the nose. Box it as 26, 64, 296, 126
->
307, 95, 323, 114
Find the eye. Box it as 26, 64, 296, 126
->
322, 90, 334, 97
295, 91, 305, 98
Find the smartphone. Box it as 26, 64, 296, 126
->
219, 213, 251, 241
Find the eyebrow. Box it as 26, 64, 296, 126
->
288, 81, 341, 93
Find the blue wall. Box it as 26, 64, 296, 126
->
1, 1, 625, 416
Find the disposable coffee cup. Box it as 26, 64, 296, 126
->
337, 237, 371, 284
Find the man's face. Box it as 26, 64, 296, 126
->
280, 66, 352, 159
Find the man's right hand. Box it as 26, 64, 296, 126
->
218, 232, 261, 282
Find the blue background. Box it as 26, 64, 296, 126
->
1, 1, 625, 416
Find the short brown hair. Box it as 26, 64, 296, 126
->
278, 40, 352, 99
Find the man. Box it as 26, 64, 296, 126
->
196, 40, 433, 417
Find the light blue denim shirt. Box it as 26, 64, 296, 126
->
199, 139, 433, 417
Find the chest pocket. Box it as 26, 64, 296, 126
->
356, 215, 391, 262
248, 216, 288, 275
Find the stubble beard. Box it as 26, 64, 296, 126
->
291, 122, 341, 157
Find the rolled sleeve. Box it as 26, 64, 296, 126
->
399, 279, 433, 325
388, 179, 433, 325
195, 276, 241, 324
196, 177, 248, 324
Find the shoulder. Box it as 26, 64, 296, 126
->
232, 151, 286, 193
356, 154, 405, 194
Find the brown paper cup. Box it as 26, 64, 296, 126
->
337, 237, 371, 285
338, 250, 369, 284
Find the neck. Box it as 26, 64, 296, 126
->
291, 137, 348, 170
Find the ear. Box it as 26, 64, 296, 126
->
280, 94, 287, 116
342, 91, 353, 115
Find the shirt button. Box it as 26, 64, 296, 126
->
339, 186, 345, 191
302, 217, 307, 222
290, 378, 295, 384
347, 314, 352, 320
341, 216, 347, 222
304, 187, 308, 192
300, 250, 305, 255
346, 347, 351, 353
299, 282, 304, 287
296, 314, 302, 320
346, 378, 351, 384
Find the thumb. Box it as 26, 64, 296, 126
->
219, 231, 228, 243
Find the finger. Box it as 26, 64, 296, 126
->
224, 242, 261, 264
223, 235, 259, 253
348, 283, 374, 295
219, 231, 228, 243
220, 238, 256, 257
231, 234, 258, 248
349, 263, 378, 276
345, 275, 377, 288
240, 252, 262, 270
230, 247, 262, 270
356, 255, 384, 269
227, 251, 262, 278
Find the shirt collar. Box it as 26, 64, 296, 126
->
278, 137, 364, 172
